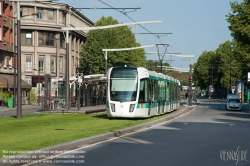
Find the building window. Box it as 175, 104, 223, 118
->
0, 3, 2, 15
21, 31, 32, 45
39, 32, 55, 46
25, 54, 32, 71
48, 9, 54, 20
76, 57, 78, 67
51, 56, 55, 73
20, 7, 22, 17
3, 55, 7, 67
60, 33, 65, 48
71, 36, 75, 51
21, 7, 35, 19
76, 39, 79, 52
37, 8, 43, 19
59, 56, 63, 74
25, 76, 32, 85
39, 55, 45, 72
71, 56, 74, 75
63, 12, 66, 24
8, 56, 12, 68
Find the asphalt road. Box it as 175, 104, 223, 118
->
28, 98, 250, 166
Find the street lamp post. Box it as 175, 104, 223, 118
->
14, 54, 16, 108
16, 1, 21, 118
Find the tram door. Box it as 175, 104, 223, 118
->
148, 79, 153, 116
170, 82, 173, 111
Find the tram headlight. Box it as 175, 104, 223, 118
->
129, 104, 135, 112
110, 103, 116, 112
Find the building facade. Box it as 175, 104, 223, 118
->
0, 0, 26, 106
13, 1, 94, 102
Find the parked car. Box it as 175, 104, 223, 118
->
226, 96, 241, 111
227, 94, 239, 100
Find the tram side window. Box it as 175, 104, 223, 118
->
174, 84, 176, 100
166, 82, 169, 101
154, 80, 159, 101
139, 79, 148, 103
148, 79, 153, 101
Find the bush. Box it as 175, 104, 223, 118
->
29, 89, 36, 103
0, 88, 12, 105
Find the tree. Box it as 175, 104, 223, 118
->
146, 60, 170, 74
227, 1, 250, 50
216, 40, 242, 90
193, 40, 244, 91
227, 0, 250, 77
193, 51, 217, 89
80, 16, 146, 75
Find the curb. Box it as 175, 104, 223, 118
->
37, 108, 106, 114
0, 105, 196, 165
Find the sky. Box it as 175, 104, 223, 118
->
58, 0, 241, 70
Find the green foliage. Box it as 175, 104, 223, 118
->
193, 40, 246, 91
146, 60, 170, 74
80, 16, 146, 74
227, 1, 250, 50
180, 79, 189, 86
193, 51, 217, 89
29, 89, 36, 103
0, 88, 12, 104
192, 1, 250, 91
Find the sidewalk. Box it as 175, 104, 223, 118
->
39, 104, 106, 114
0, 104, 41, 112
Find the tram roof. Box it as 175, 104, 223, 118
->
56, 74, 106, 83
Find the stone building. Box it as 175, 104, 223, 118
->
12, 1, 94, 103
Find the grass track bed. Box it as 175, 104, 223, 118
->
0, 112, 171, 158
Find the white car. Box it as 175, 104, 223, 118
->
226, 98, 241, 111
227, 94, 240, 100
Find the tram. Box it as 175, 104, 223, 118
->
106, 66, 181, 118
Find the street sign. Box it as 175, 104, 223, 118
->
36, 83, 42, 90
78, 78, 82, 83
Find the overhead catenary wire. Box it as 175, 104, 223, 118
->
98, 0, 166, 45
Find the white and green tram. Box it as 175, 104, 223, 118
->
106, 66, 181, 118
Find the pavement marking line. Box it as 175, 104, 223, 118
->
23, 107, 196, 166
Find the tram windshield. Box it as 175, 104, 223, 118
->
110, 68, 138, 102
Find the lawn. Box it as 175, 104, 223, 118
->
0, 112, 171, 158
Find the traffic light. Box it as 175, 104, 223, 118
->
189, 76, 193, 86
